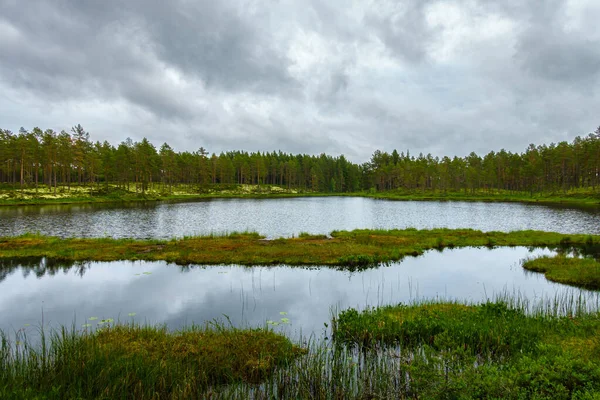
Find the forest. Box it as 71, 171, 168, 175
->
1, 125, 599, 194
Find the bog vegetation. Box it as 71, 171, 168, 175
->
523, 255, 600, 290
0, 322, 305, 399
3, 296, 600, 399
1, 228, 599, 273
1, 125, 600, 196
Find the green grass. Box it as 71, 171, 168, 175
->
0, 183, 305, 206
328, 298, 600, 399
1, 229, 599, 268
1, 184, 599, 207
3, 297, 600, 399
364, 187, 600, 207
0, 322, 305, 399
523, 255, 600, 290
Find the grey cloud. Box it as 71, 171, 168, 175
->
1, 0, 599, 162
364, 0, 438, 63
0, 0, 297, 119
138, 1, 296, 92
516, 28, 600, 83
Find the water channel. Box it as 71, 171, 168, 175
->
1, 247, 597, 341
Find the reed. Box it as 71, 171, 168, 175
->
0, 321, 304, 399
3, 295, 600, 398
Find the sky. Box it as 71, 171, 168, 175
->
1, 0, 599, 163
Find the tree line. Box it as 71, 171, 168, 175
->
1, 125, 599, 194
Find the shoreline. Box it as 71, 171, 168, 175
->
0, 186, 599, 208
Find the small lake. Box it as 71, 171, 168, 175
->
1, 247, 598, 341
0, 197, 599, 238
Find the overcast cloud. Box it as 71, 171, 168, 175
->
1, 0, 599, 162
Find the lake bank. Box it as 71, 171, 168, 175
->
3, 296, 600, 399
1, 184, 599, 208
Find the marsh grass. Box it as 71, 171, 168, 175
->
3, 295, 600, 399
523, 254, 600, 289
0, 321, 305, 399
2, 229, 599, 268
327, 297, 600, 399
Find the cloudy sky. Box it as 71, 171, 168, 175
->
1, 0, 599, 162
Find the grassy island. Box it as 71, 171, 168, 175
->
1, 229, 599, 269
523, 255, 600, 290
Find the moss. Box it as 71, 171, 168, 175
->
523, 255, 600, 289
1, 229, 599, 269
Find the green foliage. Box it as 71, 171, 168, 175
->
3, 125, 600, 205
327, 299, 600, 399
297, 232, 328, 240
333, 301, 542, 356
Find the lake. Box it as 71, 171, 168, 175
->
2, 247, 598, 341
0, 197, 599, 238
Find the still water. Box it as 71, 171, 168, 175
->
1, 247, 597, 340
0, 197, 599, 238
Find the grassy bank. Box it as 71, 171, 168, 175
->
1, 184, 599, 207
4, 297, 600, 399
0, 184, 304, 206
365, 188, 600, 207
329, 298, 600, 399
523, 255, 600, 290
0, 322, 304, 399
1, 229, 599, 268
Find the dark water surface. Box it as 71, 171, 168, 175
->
1, 197, 599, 238
2, 247, 597, 340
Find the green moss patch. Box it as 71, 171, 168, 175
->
523, 255, 600, 289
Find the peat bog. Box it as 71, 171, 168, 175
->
2, 197, 600, 398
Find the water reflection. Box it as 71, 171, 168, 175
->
0, 197, 599, 239
2, 243, 599, 285
1, 247, 598, 342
